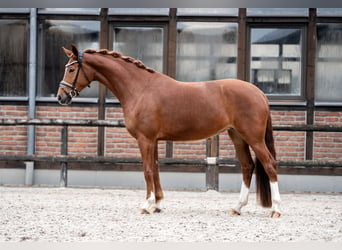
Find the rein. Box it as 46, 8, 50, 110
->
59, 51, 91, 98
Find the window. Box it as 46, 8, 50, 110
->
112, 26, 165, 72
38, 8, 100, 15
108, 8, 169, 16
109, 26, 165, 99
176, 22, 238, 82
0, 19, 28, 97
37, 20, 100, 99
177, 8, 238, 16
315, 23, 342, 103
249, 27, 303, 97
247, 8, 308, 16
0, 9, 30, 13
317, 8, 342, 16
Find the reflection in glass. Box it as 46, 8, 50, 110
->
0, 20, 28, 97
177, 8, 238, 16
247, 8, 308, 16
113, 27, 164, 73
250, 28, 302, 96
109, 8, 169, 15
110, 26, 165, 99
315, 24, 342, 102
38, 20, 100, 98
176, 22, 238, 82
0, 8, 30, 13
38, 8, 100, 15
317, 8, 342, 16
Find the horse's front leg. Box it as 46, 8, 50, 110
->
137, 137, 164, 214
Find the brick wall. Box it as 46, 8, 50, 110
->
36, 106, 98, 156
105, 107, 140, 157
314, 111, 342, 161
173, 140, 207, 159
0, 105, 28, 155
1, 104, 341, 163
272, 111, 306, 161
219, 110, 307, 161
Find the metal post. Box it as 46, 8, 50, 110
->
27, 8, 37, 154
97, 8, 108, 157
165, 8, 177, 158
60, 126, 68, 187
206, 157, 219, 191
206, 135, 219, 191
26, 8, 37, 185
24, 161, 34, 186
305, 8, 317, 161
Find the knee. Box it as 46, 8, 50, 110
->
144, 168, 154, 176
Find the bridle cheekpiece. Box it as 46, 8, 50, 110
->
59, 50, 91, 98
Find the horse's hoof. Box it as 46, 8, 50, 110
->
138, 208, 151, 215
270, 211, 281, 218
229, 209, 241, 216
150, 207, 162, 214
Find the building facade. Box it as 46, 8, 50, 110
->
0, 8, 342, 189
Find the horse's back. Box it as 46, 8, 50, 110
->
145, 77, 270, 141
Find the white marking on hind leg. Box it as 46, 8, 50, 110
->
270, 181, 281, 214
232, 182, 249, 214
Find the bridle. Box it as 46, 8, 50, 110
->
59, 51, 91, 98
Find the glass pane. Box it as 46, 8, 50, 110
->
315, 24, 342, 102
113, 27, 164, 72
247, 8, 308, 16
317, 8, 342, 16
0, 8, 30, 13
250, 28, 302, 96
110, 26, 164, 99
109, 8, 169, 15
38, 8, 100, 15
37, 20, 100, 98
177, 8, 238, 16
176, 22, 238, 82
0, 20, 28, 97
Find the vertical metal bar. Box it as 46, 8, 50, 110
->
60, 126, 68, 187
305, 8, 317, 160
26, 8, 37, 186
205, 157, 219, 191
165, 8, 177, 158
97, 8, 109, 157
27, 8, 37, 155
237, 8, 247, 81
206, 135, 219, 191
24, 161, 34, 186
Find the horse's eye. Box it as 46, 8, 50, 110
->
69, 68, 75, 73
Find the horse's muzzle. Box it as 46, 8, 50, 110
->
57, 93, 72, 105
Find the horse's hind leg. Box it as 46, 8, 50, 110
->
228, 129, 255, 215
250, 142, 281, 218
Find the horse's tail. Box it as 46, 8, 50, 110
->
255, 113, 276, 208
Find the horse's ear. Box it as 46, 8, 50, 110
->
71, 44, 79, 58
62, 47, 74, 58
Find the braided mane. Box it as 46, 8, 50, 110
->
84, 48, 155, 73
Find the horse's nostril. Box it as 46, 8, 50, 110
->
57, 95, 62, 101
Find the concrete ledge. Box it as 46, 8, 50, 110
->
1, 169, 342, 193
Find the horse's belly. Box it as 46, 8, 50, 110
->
159, 117, 230, 141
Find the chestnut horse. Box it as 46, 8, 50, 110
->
57, 45, 281, 218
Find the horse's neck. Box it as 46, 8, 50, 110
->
89, 55, 151, 108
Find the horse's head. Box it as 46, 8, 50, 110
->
57, 44, 93, 105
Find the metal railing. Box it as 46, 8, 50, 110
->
1, 119, 342, 189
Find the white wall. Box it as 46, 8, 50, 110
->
1, 168, 342, 193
